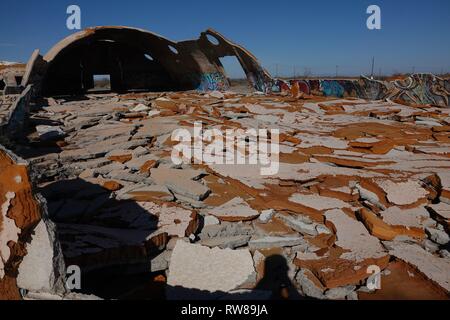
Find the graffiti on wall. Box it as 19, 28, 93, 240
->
197, 72, 229, 91
247, 70, 271, 93
388, 74, 450, 106
356, 76, 388, 100
264, 74, 450, 107
320, 80, 345, 98
289, 80, 311, 95
194, 58, 449, 107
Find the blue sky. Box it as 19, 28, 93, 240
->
0, 0, 449, 77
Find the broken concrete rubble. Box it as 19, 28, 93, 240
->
36, 125, 65, 141
167, 240, 255, 299
295, 268, 326, 300
248, 236, 305, 250
0, 146, 43, 299
384, 241, 450, 294
209, 197, 260, 222
23, 291, 102, 300
198, 222, 254, 240
203, 215, 220, 226
153, 202, 199, 237
150, 167, 210, 201
58, 223, 168, 273
358, 208, 427, 241
324, 209, 387, 263
277, 213, 331, 236
199, 235, 251, 249
17, 214, 66, 295
258, 209, 274, 224
374, 179, 429, 206
425, 227, 450, 245
1, 69, 450, 300
325, 285, 357, 300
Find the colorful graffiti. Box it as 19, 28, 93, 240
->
194, 60, 449, 107
388, 74, 450, 106
320, 80, 345, 98
247, 69, 271, 93
356, 76, 388, 100
197, 72, 229, 91
266, 74, 450, 107
289, 80, 311, 95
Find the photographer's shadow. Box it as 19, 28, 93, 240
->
254, 254, 303, 300
164, 254, 303, 300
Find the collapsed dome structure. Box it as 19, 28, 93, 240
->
28, 26, 271, 96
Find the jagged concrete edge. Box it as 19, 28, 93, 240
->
0, 143, 68, 296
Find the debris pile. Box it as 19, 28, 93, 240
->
0, 89, 448, 300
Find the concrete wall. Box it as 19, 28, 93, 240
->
0, 85, 33, 138
268, 74, 450, 107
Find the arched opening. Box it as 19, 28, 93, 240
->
168, 45, 179, 55
206, 34, 220, 46
41, 27, 191, 96
219, 56, 250, 93
91, 74, 111, 92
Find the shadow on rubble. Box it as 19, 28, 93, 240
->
40, 95, 92, 103
40, 180, 305, 301
10, 98, 64, 159
39, 178, 167, 299
253, 255, 303, 300
12, 95, 106, 159
119, 254, 305, 300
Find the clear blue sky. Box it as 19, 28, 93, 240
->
0, 0, 449, 77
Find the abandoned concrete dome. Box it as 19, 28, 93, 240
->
36, 26, 270, 96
